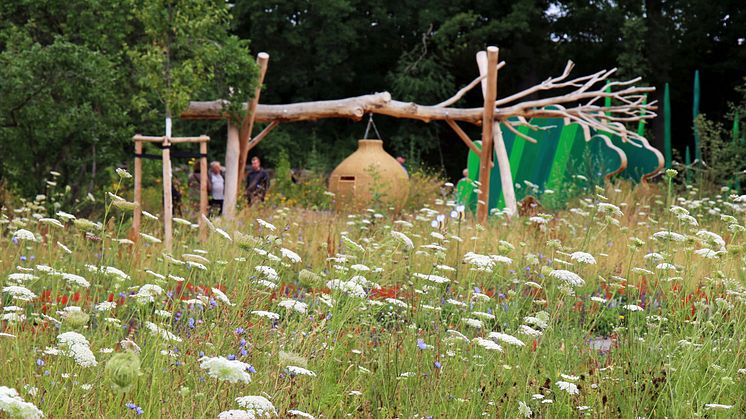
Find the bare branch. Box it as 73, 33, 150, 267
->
436, 61, 505, 107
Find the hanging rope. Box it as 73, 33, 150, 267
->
363, 113, 382, 140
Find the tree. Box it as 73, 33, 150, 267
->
0, 0, 258, 201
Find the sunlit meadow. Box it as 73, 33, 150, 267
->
2, 169, 746, 418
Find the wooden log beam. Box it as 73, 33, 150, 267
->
476, 47, 498, 224
182, 93, 489, 125
223, 122, 240, 219
445, 119, 493, 168
162, 137, 173, 251
199, 141, 209, 241
238, 52, 270, 196
248, 121, 279, 149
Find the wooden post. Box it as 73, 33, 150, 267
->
477, 47, 516, 221
476, 47, 498, 224
162, 137, 173, 251
199, 141, 208, 241
238, 52, 270, 195
224, 121, 240, 218
132, 140, 143, 239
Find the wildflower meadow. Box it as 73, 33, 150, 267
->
1, 168, 745, 418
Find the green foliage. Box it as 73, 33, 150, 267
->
692, 114, 746, 189
264, 150, 333, 209
128, 0, 258, 119
0, 0, 257, 201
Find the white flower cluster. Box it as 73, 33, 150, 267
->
200, 356, 253, 384
57, 331, 97, 367
0, 386, 44, 418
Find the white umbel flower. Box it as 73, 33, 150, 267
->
287, 366, 317, 377
57, 332, 97, 367
200, 356, 253, 383
255, 266, 279, 282
218, 410, 255, 418
3, 285, 37, 302
280, 248, 302, 263
0, 386, 44, 418
391, 231, 414, 249
412, 273, 450, 284
12, 229, 37, 242
556, 381, 580, 395
473, 337, 503, 351
62, 273, 90, 288
549, 270, 585, 287
488, 332, 525, 347
278, 299, 307, 314
211, 288, 234, 306
288, 409, 315, 418
235, 396, 276, 417
251, 310, 280, 320
145, 322, 182, 342
570, 251, 596, 265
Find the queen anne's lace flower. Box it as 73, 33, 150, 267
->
488, 332, 525, 347
0, 386, 44, 418
200, 356, 253, 383
549, 270, 585, 287
235, 396, 276, 416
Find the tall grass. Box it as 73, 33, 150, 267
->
1, 170, 745, 417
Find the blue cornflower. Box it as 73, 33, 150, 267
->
20, 255, 27, 261
248, 365, 256, 374
235, 327, 245, 335
239, 338, 246, 347
417, 339, 427, 350
240, 348, 248, 357
209, 298, 217, 308
474, 286, 482, 294
227, 354, 236, 361
434, 361, 442, 369
198, 351, 205, 358
36, 359, 45, 367
187, 318, 195, 329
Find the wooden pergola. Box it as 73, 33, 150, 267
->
180, 46, 656, 224
132, 134, 210, 251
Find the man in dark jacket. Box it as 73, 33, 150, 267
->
245, 156, 270, 205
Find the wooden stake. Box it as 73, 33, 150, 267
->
238, 52, 270, 195
223, 121, 240, 218
162, 137, 173, 251
132, 140, 143, 239
199, 141, 208, 241
476, 47, 498, 224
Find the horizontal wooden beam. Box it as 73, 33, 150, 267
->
182, 93, 487, 125
133, 135, 210, 143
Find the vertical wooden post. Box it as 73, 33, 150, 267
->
238, 52, 270, 194
224, 121, 240, 218
476, 47, 498, 224
162, 137, 173, 251
132, 140, 143, 239
199, 141, 208, 241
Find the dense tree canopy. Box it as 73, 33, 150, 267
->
0, 0, 257, 200
1, 0, 744, 198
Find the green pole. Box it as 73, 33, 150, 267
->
664, 83, 672, 169
693, 70, 701, 163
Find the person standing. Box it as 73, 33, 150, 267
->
208, 161, 224, 215
245, 156, 270, 206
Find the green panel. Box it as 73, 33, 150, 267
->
611, 137, 660, 181
546, 124, 581, 192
